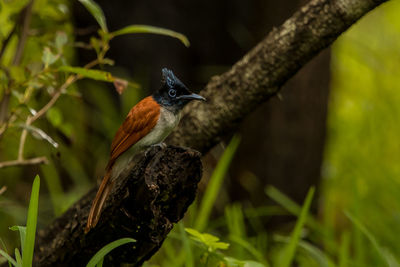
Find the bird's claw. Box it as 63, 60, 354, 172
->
145, 143, 167, 157
151, 142, 167, 149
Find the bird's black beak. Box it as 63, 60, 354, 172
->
178, 93, 206, 101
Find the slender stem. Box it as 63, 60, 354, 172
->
17, 116, 32, 160
0, 66, 12, 124
0, 24, 17, 61
29, 58, 100, 123
0, 156, 48, 169
12, 0, 34, 66
30, 75, 77, 123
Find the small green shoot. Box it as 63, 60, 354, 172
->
185, 228, 229, 253
0, 175, 40, 267
179, 223, 194, 267
86, 237, 136, 267
78, 0, 108, 32
8, 226, 26, 254
22, 175, 40, 267
108, 25, 190, 47
345, 211, 399, 267
195, 135, 241, 231
277, 187, 315, 267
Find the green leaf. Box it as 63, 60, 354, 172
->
22, 175, 40, 267
14, 248, 22, 267
86, 238, 135, 267
185, 228, 229, 252
278, 187, 315, 267
9, 226, 26, 254
55, 31, 68, 51
42, 47, 59, 68
345, 211, 399, 267
224, 257, 266, 267
0, 249, 17, 267
195, 135, 241, 231
58, 66, 114, 82
109, 25, 190, 47
77, 0, 108, 32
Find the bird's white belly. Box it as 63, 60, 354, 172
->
111, 107, 180, 178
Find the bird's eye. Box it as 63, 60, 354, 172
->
168, 89, 176, 98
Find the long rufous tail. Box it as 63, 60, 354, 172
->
85, 169, 114, 233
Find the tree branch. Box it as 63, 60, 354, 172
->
32, 146, 202, 266
168, 0, 389, 154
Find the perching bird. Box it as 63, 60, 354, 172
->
85, 68, 205, 233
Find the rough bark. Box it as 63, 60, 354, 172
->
167, 0, 388, 154
32, 146, 202, 266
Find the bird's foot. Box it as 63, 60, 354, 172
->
151, 142, 167, 149
145, 143, 167, 157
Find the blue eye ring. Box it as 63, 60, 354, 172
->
168, 88, 176, 97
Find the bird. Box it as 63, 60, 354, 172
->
85, 68, 205, 233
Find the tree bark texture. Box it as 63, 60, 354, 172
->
32, 146, 202, 266
167, 0, 388, 154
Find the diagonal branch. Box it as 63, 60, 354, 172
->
168, 0, 389, 154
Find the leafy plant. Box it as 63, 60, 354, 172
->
0, 175, 40, 267
86, 237, 136, 267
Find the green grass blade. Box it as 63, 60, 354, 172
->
265, 186, 320, 230
77, 0, 108, 32
109, 25, 190, 47
40, 163, 64, 216
194, 135, 241, 231
86, 238, 135, 267
8, 226, 26, 255
178, 222, 194, 267
275, 235, 335, 267
225, 203, 246, 258
278, 187, 315, 267
345, 211, 399, 267
338, 231, 350, 267
0, 249, 17, 266
22, 175, 40, 267
229, 235, 266, 264
14, 248, 22, 267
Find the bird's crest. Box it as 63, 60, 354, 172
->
161, 68, 183, 88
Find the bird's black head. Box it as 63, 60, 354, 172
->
153, 68, 205, 111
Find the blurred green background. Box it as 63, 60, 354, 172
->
1, 0, 400, 266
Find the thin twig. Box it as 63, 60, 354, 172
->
0, 66, 13, 124
30, 75, 77, 123
0, 113, 16, 139
0, 24, 17, 61
0, 156, 48, 169
13, 0, 34, 66
17, 116, 32, 160
16, 75, 76, 158
29, 58, 100, 123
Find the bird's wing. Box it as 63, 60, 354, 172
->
108, 96, 160, 167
